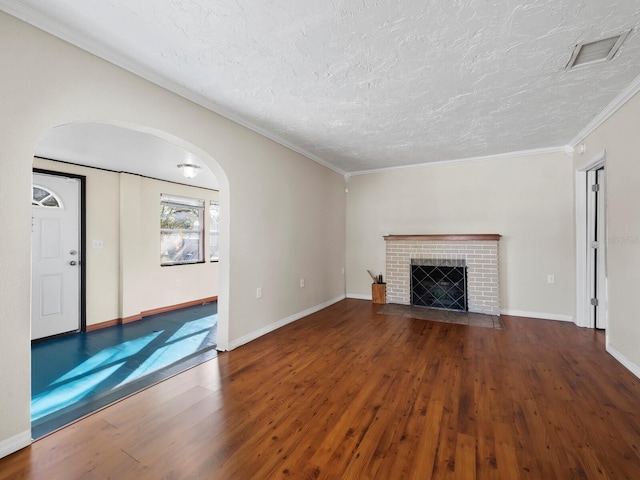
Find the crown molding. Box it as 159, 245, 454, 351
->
570, 72, 640, 146
345, 145, 568, 178
0, 3, 347, 177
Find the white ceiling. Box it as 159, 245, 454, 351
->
4, 0, 640, 176
36, 123, 219, 190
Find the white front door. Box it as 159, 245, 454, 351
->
32, 172, 81, 340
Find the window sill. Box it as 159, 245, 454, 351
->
161, 260, 206, 267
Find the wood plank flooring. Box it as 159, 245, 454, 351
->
2, 299, 640, 479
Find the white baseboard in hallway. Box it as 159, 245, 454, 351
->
346, 293, 372, 300
0, 429, 31, 460
500, 309, 574, 323
606, 343, 640, 380
228, 295, 346, 350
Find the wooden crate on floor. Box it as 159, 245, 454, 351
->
372, 283, 386, 304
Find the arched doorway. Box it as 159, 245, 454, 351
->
29, 122, 230, 436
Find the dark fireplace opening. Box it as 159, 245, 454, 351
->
411, 259, 467, 312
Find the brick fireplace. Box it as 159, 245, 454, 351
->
384, 234, 501, 315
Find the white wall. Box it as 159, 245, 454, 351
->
577, 91, 640, 376
346, 152, 575, 319
0, 12, 346, 455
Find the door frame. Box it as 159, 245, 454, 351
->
590, 167, 607, 329
32, 168, 87, 336
575, 150, 606, 328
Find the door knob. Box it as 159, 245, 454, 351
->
70, 261, 78, 266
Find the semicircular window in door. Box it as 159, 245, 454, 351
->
32, 185, 63, 208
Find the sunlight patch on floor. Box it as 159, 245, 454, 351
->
32, 362, 126, 421
31, 315, 217, 422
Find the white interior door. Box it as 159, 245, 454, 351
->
32, 173, 81, 340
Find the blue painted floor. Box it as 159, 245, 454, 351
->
31, 302, 218, 439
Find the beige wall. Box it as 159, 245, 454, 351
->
0, 12, 346, 454
577, 91, 640, 374
346, 152, 576, 319
33, 159, 219, 325
122, 173, 219, 318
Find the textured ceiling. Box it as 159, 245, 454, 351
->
3, 0, 640, 174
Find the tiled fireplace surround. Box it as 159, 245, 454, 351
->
384, 234, 501, 316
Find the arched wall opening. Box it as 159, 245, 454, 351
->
26, 120, 231, 437
30, 121, 229, 350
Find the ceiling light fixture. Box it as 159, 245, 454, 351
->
565, 30, 631, 70
177, 163, 201, 178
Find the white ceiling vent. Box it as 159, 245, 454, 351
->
566, 30, 631, 70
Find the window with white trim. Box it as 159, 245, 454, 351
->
160, 194, 204, 266
209, 201, 220, 262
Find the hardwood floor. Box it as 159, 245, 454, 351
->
2, 299, 640, 479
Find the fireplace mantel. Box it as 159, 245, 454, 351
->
384, 234, 501, 242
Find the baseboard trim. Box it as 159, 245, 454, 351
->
0, 430, 31, 460
86, 318, 119, 332
346, 293, 373, 300
500, 309, 574, 323
119, 313, 143, 325
228, 295, 346, 350
606, 343, 640, 380
86, 296, 218, 331
141, 296, 218, 318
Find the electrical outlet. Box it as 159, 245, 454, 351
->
547, 274, 555, 284
300, 278, 305, 288
175, 279, 181, 288
256, 287, 262, 299
341, 267, 345, 275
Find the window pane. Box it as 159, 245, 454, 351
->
209, 233, 219, 262
33, 187, 49, 201
32, 186, 61, 208
161, 205, 201, 230
41, 196, 60, 207
209, 202, 220, 261
160, 196, 204, 265
161, 232, 202, 264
